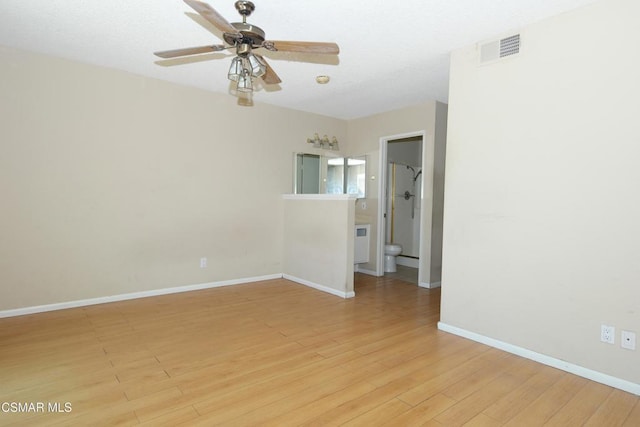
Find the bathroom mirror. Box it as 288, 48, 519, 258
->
346, 156, 367, 198
294, 153, 366, 198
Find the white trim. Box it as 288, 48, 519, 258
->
419, 281, 441, 289
282, 194, 357, 201
283, 274, 355, 299
397, 256, 419, 268
437, 322, 640, 396
377, 131, 427, 278
355, 267, 379, 277
377, 137, 388, 277
0, 274, 282, 318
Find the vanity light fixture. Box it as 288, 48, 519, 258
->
306, 133, 339, 151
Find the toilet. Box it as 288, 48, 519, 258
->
384, 244, 403, 273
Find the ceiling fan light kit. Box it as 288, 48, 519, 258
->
236, 70, 253, 92
155, 0, 340, 95
247, 53, 266, 77
227, 56, 243, 81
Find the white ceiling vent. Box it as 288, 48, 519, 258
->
480, 34, 521, 63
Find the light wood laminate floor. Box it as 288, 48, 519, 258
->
384, 265, 419, 285
1, 274, 638, 426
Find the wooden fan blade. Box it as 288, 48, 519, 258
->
184, 0, 239, 35
255, 55, 281, 84
266, 41, 339, 55
154, 45, 227, 58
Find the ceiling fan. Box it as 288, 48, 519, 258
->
155, 0, 340, 93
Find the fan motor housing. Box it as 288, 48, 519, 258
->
224, 22, 265, 47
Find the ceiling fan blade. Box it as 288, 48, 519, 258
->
154, 44, 227, 58
184, 0, 239, 35
256, 55, 281, 85
265, 41, 339, 55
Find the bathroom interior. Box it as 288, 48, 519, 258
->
384, 136, 423, 284
292, 130, 441, 291
294, 135, 430, 290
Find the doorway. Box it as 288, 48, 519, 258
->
377, 131, 425, 285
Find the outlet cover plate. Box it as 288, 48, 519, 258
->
601, 324, 615, 344
621, 330, 636, 350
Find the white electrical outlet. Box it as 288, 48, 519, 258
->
601, 324, 615, 344
200, 257, 207, 268
621, 330, 636, 350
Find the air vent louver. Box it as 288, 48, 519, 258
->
480, 34, 520, 63
500, 34, 520, 57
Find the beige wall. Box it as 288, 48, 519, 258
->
348, 103, 439, 274
282, 195, 355, 297
441, 0, 640, 386
0, 46, 346, 311
430, 102, 448, 284
348, 102, 447, 286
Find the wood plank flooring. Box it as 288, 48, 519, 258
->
0, 274, 638, 426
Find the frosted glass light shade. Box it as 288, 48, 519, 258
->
228, 57, 243, 82
237, 71, 253, 93
248, 54, 266, 77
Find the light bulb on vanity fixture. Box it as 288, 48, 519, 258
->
306, 133, 339, 151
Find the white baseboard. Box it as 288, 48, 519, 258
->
419, 281, 441, 289
354, 267, 379, 277
437, 322, 640, 396
0, 274, 282, 319
283, 274, 355, 299
397, 256, 419, 268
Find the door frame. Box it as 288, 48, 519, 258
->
377, 131, 427, 281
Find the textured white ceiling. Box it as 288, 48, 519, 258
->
0, 0, 599, 119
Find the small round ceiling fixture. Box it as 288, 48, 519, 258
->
316, 75, 330, 84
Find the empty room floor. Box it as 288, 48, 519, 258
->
0, 274, 638, 426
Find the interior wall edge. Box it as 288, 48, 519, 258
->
419, 281, 441, 289
283, 274, 355, 299
354, 267, 378, 277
